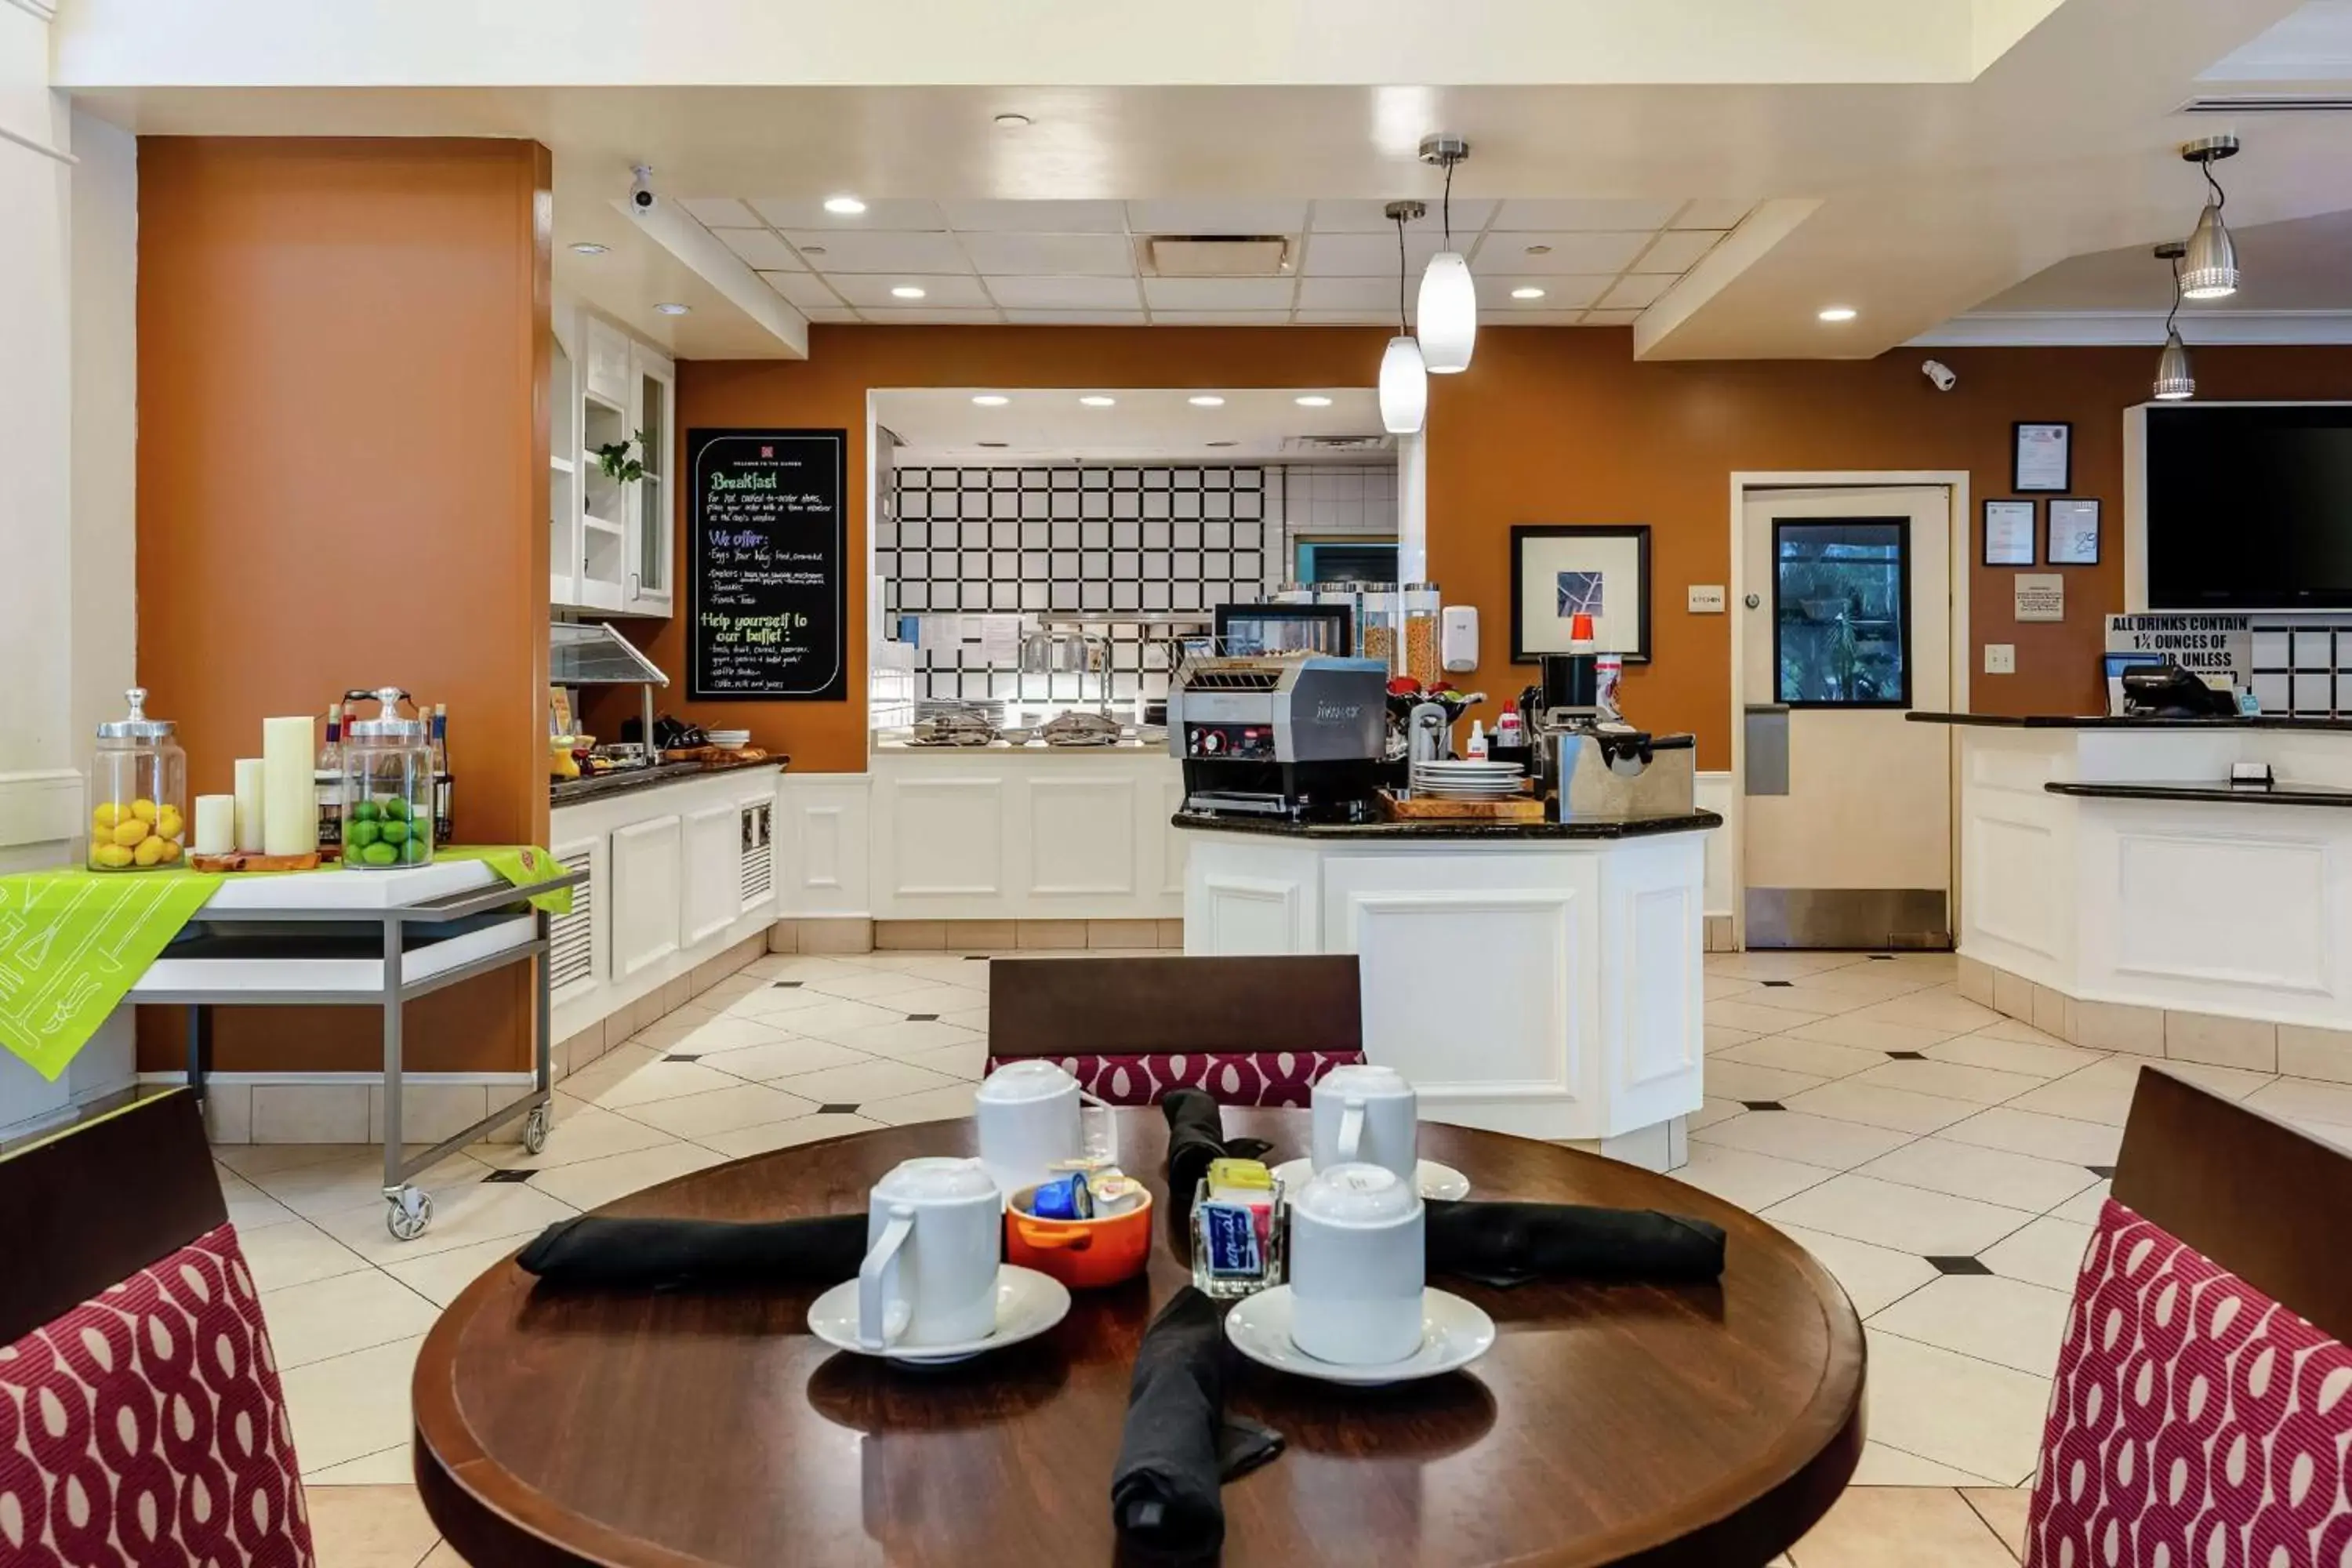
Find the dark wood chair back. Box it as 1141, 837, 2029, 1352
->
2113, 1068, 2352, 1345
0, 1090, 226, 1345
988, 954, 1363, 1059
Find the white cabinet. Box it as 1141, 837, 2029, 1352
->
626, 348, 674, 617
585, 318, 633, 408
680, 800, 742, 949
552, 308, 673, 619
608, 815, 681, 978
548, 319, 582, 610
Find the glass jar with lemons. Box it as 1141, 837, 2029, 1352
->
88, 688, 188, 871
339, 687, 436, 869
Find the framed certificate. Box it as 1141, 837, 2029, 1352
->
1984, 499, 2037, 567
2047, 498, 2100, 566
2013, 421, 2072, 492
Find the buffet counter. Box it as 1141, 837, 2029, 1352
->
1172, 810, 1720, 1156
1912, 714, 2352, 1067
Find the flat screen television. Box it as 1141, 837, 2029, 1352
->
2146, 405, 2352, 609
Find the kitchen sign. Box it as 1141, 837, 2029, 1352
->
2105, 613, 2252, 684
688, 429, 848, 701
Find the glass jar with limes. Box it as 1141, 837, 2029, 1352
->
88, 688, 188, 872
339, 687, 435, 869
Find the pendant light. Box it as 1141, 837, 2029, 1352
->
2177, 135, 2241, 300
1380, 200, 1429, 435
2151, 241, 2194, 401
1415, 135, 1477, 373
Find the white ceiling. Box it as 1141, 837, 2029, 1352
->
675, 198, 1744, 327
1979, 208, 2352, 314
874, 387, 1387, 460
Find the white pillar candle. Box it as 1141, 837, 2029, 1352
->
261, 717, 315, 855
192, 794, 235, 855
233, 758, 267, 852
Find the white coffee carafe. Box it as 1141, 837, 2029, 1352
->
858, 1157, 1003, 1351
1287, 1163, 1428, 1366
1311, 1062, 1418, 1185
974, 1060, 1083, 1198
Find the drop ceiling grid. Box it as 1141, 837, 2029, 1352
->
679, 198, 1749, 328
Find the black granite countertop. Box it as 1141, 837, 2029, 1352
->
1169, 808, 1723, 840
1908, 712, 2352, 733
2045, 780, 2352, 808
551, 757, 784, 808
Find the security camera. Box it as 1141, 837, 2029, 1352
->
629, 165, 658, 214
1922, 359, 1958, 393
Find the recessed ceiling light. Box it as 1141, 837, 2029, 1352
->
971, 394, 1010, 407
1817, 306, 1858, 322
891, 285, 927, 299
1080, 395, 1116, 407
1294, 395, 1334, 408
1511, 286, 1546, 300
1524, 244, 1553, 256
568, 241, 609, 256
823, 195, 867, 216
993, 113, 1033, 129
653, 302, 691, 315
1188, 395, 1226, 408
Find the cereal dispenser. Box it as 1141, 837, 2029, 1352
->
339, 687, 435, 869
88, 688, 188, 871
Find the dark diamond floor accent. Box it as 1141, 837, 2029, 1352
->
1885, 1050, 1926, 1060
818, 1103, 860, 1115
1761, 979, 1795, 988
2087, 1163, 2116, 1178
772, 981, 803, 989
664, 1053, 702, 1063
906, 1013, 939, 1022
1867, 954, 1895, 961
1740, 1100, 1787, 1112
964, 954, 990, 961
1926, 1255, 1994, 1275
483, 1169, 536, 1184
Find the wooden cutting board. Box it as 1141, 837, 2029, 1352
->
1377, 789, 1547, 823
190, 850, 323, 873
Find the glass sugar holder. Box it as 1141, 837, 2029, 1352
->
88, 688, 187, 872
1189, 1174, 1289, 1300
339, 687, 435, 869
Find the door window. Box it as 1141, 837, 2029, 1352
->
1773, 517, 1911, 707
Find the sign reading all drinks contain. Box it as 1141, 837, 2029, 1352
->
688, 429, 848, 701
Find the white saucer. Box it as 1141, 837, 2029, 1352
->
1224, 1285, 1496, 1386
1270, 1156, 1470, 1202
807, 1265, 1070, 1365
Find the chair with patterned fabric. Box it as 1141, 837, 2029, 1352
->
985, 954, 1367, 1106
0, 1089, 315, 1567
2028, 1068, 2352, 1566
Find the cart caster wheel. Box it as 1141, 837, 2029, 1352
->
386, 1187, 434, 1242
523, 1104, 551, 1156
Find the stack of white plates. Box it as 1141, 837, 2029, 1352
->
706, 729, 752, 750
1410, 760, 1526, 799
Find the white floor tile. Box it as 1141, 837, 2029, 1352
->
1847, 1441, 2003, 1487
1969, 1015, 2078, 1048
1937, 1107, 2122, 1168
1704, 1025, 1762, 1054
1927, 1031, 2103, 1080
1779, 1080, 1983, 1136
1792, 964, 1949, 1000
1870, 1273, 2071, 1377
1743, 981, 1880, 1017
1761, 1174, 2035, 1257
1978, 1214, 2095, 1294
1704, 1060, 1831, 1103
696, 1112, 887, 1160
281, 1335, 426, 1474
1853, 1138, 2099, 1213
299, 1443, 416, 1486
1708, 999, 1836, 1034
800, 970, 948, 1002
1791, 1481, 2022, 1565
1782, 1015, 1963, 1055
1666, 1144, 1839, 1210
862, 981, 990, 1016
557, 1042, 659, 1102
1962, 1486, 2034, 1561
1705, 976, 1761, 1000
1690, 1110, 1915, 1172
524, 1142, 730, 1212
719, 984, 840, 1022
1850, 990, 2003, 1035
1708, 951, 1867, 982
1717, 1035, 1890, 1081
586, 1059, 746, 1111
771, 1058, 961, 1105
1862, 1327, 2051, 1487
1846, 1059, 2043, 1107
618, 1082, 823, 1139
379, 1230, 540, 1308
743, 955, 873, 982
773, 998, 920, 1041
245, 1149, 492, 1220
812, 1019, 988, 1062
658, 1014, 798, 1056
621, 1004, 720, 1051
238, 1218, 372, 1294
940, 1007, 992, 1034
695, 1035, 875, 1081
898, 1039, 989, 1080
2243, 1076, 2352, 1127
2048, 1178, 2111, 1225
2006, 1058, 2270, 1129
312, 1178, 578, 1266
1687, 1098, 1746, 1132
858, 1082, 982, 1127
259, 1269, 441, 1370
467, 1103, 678, 1171
219, 1171, 303, 1233
1773, 1221, 1940, 1317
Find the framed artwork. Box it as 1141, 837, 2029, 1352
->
2047, 498, 2101, 565
1983, 499, 2037, 567
2013, 421, 2072, 492
1509, 524, 1652, 663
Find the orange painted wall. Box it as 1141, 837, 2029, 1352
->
134, 138, 552, 1073
597, 327, 2351, 774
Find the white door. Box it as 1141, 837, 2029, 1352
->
1740, 487, 1953, 949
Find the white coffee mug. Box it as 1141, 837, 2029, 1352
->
975, 1060, 1083, 1200
858, 1157, 1002, 1351
1287, 1163, 1427, 1366
1311, 1063, 1418, 1185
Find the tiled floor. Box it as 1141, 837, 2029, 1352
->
251, 946, 2352, 1564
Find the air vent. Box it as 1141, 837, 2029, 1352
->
2181, 93, 2352, 114
548, 845, 595, 993
1282, 434, 1394, 454
740, 802, 774, 906
1139, 235, 1296, 277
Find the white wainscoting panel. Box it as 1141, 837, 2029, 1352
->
1601, 836, 1706, 1134
778, 775, 873, 917
608, 815, 682, 978
1696, 770, 1734, 917
885, 777, 1005, 898
1026, 776, 1138, 897
2112, 829, 2329, 994
679, 800, 743, 951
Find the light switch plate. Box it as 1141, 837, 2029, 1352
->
1984, 643, 2016, 674
1686, 585, 1726, 614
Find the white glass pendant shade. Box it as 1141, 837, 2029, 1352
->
2180, 203, 2239, 299
2152, 328, 2195, 401
1417, 251, 1477, 373
1379, 335, 1428, 435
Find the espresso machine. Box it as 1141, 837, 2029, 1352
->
1167, 652, 1389, 820
1518, 652, 1697, 822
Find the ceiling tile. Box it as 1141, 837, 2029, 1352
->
757, 270, 844, 307
1125, 200, 1308, 235
959, 232, 1134, 277
1146, 310, 1297, 325
1490, 199, 1686, 231
855, 307, 1004, 324
1142, 277, 1297, 310
984, 275, 1144, 310
1631, 230, 1726, 273
680, 198, 760, 228
1299, 230, 1448, 278
1308, 198, 1497, 234
1000, 310, 1151, 325
829, 274, 994, 308
1472, 274, 1612, 310
782, 232, 972, 274
1480, 310, 1592, 325
1297, 275, 1402, 310
1473, 232, 1653, 274
1293, 309, 1397, 324
940, 200, 1127, 234
1671, 199, 1755, 230
713, 229, 803, 270
1582, 308, 1645, 325
1599, 274, 1676, 309
750, 198, 946, 230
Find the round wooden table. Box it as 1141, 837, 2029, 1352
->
412, 1111, 1863, 1567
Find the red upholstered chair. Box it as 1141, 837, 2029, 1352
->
2027, 1069, 2352, 1566
985, 954, 1367, 1107
0, 1090, 315, 1566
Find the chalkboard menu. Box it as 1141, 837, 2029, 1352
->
687, 428, 848, 701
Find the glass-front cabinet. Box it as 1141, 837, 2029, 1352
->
625, 350, 674, 617
550, 307, 674, 619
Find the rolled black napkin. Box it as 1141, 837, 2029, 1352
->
1112, 1287, 1283, 1561
1162, 1089, 1273, 1211
1424, 1199, 1726, 1289
514, 1213, 869, 1290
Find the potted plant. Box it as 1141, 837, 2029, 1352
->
594, 430, 648, 484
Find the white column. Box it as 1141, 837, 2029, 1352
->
1396, 428, 1428, 585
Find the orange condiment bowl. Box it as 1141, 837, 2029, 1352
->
1004, 1183, 1155, 1290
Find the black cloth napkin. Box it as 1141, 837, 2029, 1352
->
1161, 1089, 1273, 1213
514, 1213, 869, 1290
1111, 1287, 1282, 1562
1424, 1199, 1725, 1289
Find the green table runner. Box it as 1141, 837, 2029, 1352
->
0, 847, 572, 1081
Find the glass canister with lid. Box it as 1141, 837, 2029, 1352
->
1402, 583, 1443, 686
339, 687, 435, 868
89, 688, 187, 871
